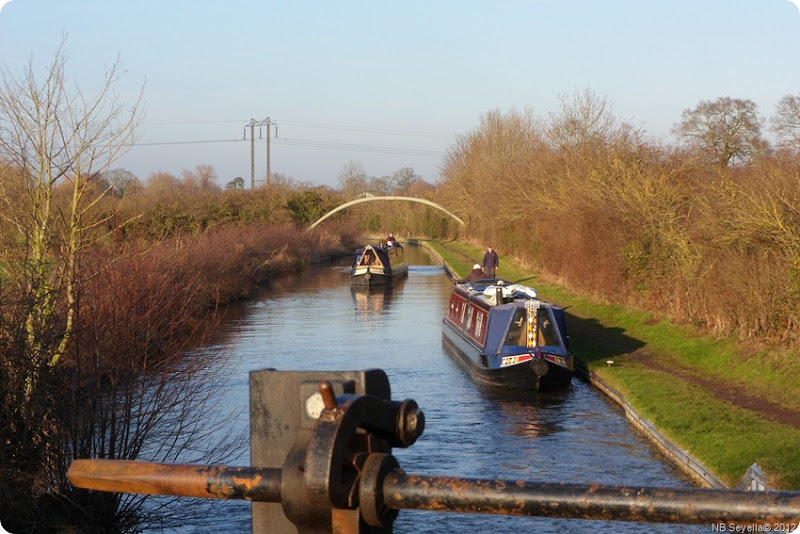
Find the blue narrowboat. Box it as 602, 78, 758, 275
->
442, 279, 573, 390
350, 243, 409, 287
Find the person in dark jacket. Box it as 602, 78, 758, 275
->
482, 246, 499, 278
465, 264, 484, 282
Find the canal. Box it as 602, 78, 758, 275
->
167, 244, 703, 533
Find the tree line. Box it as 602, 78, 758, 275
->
0, 47, 366, 532
0, 42, 449, 531
437, 90, 800, 343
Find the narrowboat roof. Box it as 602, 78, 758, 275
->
452, 278, 569, 353
354, 243, 402, 253
354, 244, 396, 263
453, 279, 553, 307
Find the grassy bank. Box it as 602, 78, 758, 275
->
424, 239, 800, 490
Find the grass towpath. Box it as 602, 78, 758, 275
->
423, 239, 800, 490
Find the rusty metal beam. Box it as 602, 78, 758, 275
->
68, 460, 281, 502
382, 472, 800, 525
69, 458, 800, 528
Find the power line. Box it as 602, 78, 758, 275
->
272, 137, 445, 157
131, 136, 444, 157
135, 138, 243, 146
278, 120, 451, 139
143, 119, 248, 126
140, 118, 450, 138
130, 117, 447, 187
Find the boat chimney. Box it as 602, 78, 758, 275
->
495, 286, 504, 305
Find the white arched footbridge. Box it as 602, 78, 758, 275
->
308, 195, 465, 230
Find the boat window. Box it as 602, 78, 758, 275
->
504, 309, 527, 347
537, 308, 559, 347
466, 308, 473, 330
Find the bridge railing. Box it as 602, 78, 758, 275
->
69, 369, 800, 534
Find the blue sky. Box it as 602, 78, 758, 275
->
0, 0, 798, 187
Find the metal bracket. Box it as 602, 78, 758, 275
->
250, 369, 423, 533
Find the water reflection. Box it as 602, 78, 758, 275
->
350, 279, 405, 317
482, 389, 569, 440
441, 339, 569, 439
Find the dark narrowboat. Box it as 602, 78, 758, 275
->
350, 243, 409, 287
442, 278, 573, 390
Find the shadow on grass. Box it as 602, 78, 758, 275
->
565, 311, 646, 366
509, 275, 538, 286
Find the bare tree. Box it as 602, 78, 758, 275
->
367, 175, 391, 195
673, 96, 765, 166
181, 163, 221, 193
195, 163, 220, 191
0, 40, 143, 377
547, 89, 638, 152
0, 41, 156, 531
337, 160, 368, 199
145, 170, 182, 196
390, 167, 422, 193
102, 168, 142, 197
226, 176, 245, 190
772, 93, 800, 152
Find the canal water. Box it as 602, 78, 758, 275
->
168, 244, 703, 533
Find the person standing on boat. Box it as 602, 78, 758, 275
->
466, 264, 485, 282
483, 246, 499, 278
385, 232, 396, 246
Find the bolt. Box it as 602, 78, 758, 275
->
405, 408, 423, 436
319, 381, 337, 411
398, 401, 425, 445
